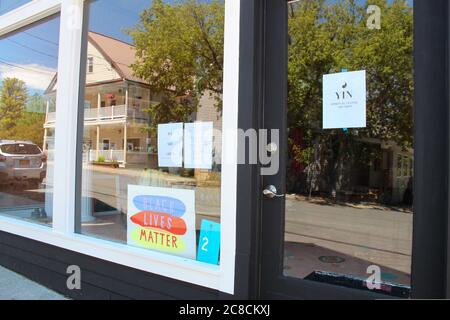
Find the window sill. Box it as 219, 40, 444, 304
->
0, 215, 221, 291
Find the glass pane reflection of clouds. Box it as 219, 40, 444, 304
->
0, 16, 60, 227
0, 0, 32, 15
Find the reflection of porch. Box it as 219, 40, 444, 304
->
85, 105, 126, 120
87, 123, 128, 165
45, 105, 148, 126
85, 150, 157, 168
45, 81, 153, 127
88, 150, 125, 163
84, 121, 152, 167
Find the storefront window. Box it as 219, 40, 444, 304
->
284, 0, 414, 297
0, 0, 31, 15
77, 0, 224, 264
0, 15, 60, 226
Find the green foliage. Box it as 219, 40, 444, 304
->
0, 77, 47, 146
98, 155, 106, 163
289, 0, 413, 143
127, 0, 225, 132
26, 93, 46, 113
125, 0, 412, 196
0, 77, 28, 131
0, 111, 46, 146
287, 0, 413, 193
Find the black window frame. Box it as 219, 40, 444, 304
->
233, 0, 450, 300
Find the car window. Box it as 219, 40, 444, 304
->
0, 144, 41, 155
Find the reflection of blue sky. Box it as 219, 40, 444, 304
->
313, 0, 414, 7
0, 0, 411, 94
0, 0, 217, 96
89, 0, 150, 44
0, 15, 60, 95
0, 0, 31, 15
90, 0, 412, 44
89, 0, 217, 44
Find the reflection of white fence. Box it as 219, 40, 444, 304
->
89, 150, 124, 163
46, 112, 56, 122
46, 105, 148, 124
81, 167, 94, 222
84, 108, 98, 120
46, 149, 55, 161
98, 105, 126, 119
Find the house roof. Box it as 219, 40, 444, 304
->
88, 31, 146, 84
45, 31, 147, 94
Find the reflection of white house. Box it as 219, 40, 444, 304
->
44, 31, 222, 169
361, 138, 413, 204
384, 142, 413, 204
44, 31, 155, 167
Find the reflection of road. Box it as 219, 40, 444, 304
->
1, 163, 413, 286
80, 165, 221, 241
82, 165, 221, 217
0, 186, 50, 225
284, 195, 412, 285
0, 188, 40, 207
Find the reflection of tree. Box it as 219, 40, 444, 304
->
0, 77, 27, 130
127, 0, 224, 135
287, 0, 413, 197
125, 0, 413, 200
0, 77, 46, 145
27, 93, 46, 113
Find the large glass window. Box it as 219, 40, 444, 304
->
77, 0, 224, 264
0, 0, 31, 15
0, 15, 60, 226
283, 0, 414, 297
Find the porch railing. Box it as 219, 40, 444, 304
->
88, 150, 125, 163
98, 105, 126, 119
45, 105, 148, 124
46, 112, 56, 123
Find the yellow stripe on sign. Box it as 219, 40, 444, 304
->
130, 226, 186, 254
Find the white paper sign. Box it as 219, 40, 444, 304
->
157, 123, 183, 167
323, 70, 366, 129
184, 122, 213, 169
127, 185, 197, 259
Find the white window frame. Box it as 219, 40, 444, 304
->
0, 0, 239, 295
87, 56, 94, 73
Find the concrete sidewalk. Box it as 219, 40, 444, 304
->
0, 266, 67, 300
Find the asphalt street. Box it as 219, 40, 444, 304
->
0, 165, 413, 287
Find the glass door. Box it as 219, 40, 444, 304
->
260, 0, 414, 299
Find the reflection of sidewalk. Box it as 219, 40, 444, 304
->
0, 266, 66, 300
289, 194, 412, 213
285, 196, 412, 286
85, 164, 196, 185
83, 165, 221, 217
0, 191, 41, 208
284, 241, 410, 285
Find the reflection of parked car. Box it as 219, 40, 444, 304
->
0, 140, 47, 188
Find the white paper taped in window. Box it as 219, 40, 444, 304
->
322, 70, 367, 129
184, 122, 214, 170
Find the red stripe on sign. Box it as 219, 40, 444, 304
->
130, 211, 187, 235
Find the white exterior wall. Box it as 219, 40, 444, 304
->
86, 41, 121, 84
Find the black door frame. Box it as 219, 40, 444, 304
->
236, 0, 450, 299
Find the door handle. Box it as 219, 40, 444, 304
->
263, 185, 285, 199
